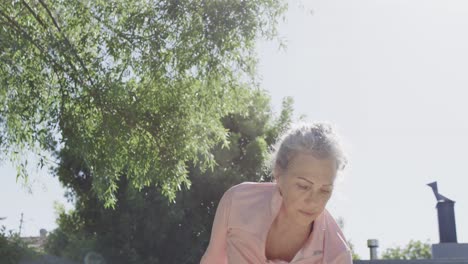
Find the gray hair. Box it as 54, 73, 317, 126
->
270, 122, 347, 172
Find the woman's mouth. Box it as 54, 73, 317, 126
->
299, 210, 314, 217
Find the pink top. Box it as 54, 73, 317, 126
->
200, 182, 352, 264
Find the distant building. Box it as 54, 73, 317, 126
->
18, 229, 80, 264
356, 182, 468, 264
20, 228, 48, 252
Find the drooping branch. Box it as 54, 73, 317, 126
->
21, 0, 47, 29
37, 0, 96, 88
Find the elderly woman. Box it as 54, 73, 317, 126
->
201, 123, 352, 264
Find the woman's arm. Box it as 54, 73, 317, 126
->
330, 250, 353, 264
200, 188, 233, 264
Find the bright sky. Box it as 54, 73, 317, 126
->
0, 156, 70, 238
258, 0, 468, 258
1, 0, 468, 260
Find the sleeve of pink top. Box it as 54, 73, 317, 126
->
200, 188, 233, 264
330, 251, 353, 264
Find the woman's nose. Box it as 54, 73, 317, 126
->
304, 189, 319, 203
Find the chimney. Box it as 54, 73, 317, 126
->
40, 229, 47, 239
427, 181, 457, 243
367, 239, 379, 260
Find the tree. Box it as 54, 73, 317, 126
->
381, 240, 432, 260
0, 0, 287, 206
0, 226, 41, 264
45, 92, 295, 264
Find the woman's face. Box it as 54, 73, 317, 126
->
276, 153, 337, 227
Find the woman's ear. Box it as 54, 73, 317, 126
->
274, 165, 285, 196
273, 164, 284, 183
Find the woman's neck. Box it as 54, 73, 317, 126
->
265, 206, 313, 261
273, 204, 312, 237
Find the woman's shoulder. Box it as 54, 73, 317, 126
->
223, 182, 277, 227
227, 181, 277, 198
320, 210, 352, 261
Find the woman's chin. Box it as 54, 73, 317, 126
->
294, 211, 316, 226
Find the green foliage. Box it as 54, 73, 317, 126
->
0, 0, 287, 206
45, 92, 295, 264
348, 241, 360, 260
45, 228, 98, 262
0, 227, 22, 264
0, 226, 41, 264
381, 240, 432, 260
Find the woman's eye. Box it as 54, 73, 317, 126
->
297, 184, 309, 190
321, 189, 332, 194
